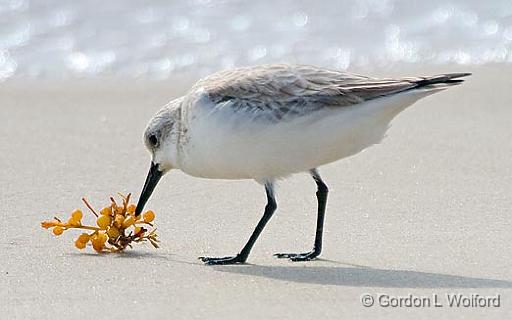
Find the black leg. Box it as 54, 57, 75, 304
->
275, 169, 328, 261
199, 183, 277, 265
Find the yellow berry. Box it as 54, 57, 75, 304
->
92, 242, 103, 252
114, 214, 124, 228
100, 207, 112, 216
127, 204, 136, 215
91, 233, 107, 252
143, 210, 155, 223
122, 216, 135, 228
96, 215, 112, 229
53, 226, 64, 236
71, 209, 83, 221
75, 240, 86, 249
67, 217, 80, 226
98, 233, 108, 244
107, 226, 120, 238
77, 233, 90, 243
134, 226, 146, 237
114, 205, 124, 215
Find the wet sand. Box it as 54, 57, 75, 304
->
1, 65, 511, 319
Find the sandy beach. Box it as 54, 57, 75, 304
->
1, 65, 511, 319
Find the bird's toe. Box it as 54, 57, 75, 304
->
273, 253, 296, 259
199, 254, 246, 265
274, 251, 319, 262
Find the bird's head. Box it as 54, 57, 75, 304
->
135, 98, 183, 216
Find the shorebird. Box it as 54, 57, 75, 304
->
134, 64, 470, 265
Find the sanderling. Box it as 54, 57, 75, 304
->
134, 64, 470, 265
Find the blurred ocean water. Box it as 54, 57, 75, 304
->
1, 0, 511, 80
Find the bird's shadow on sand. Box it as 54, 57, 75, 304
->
68, 252, 512, 288
212, 260, 512, 288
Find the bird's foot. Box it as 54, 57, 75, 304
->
274, 251, 320, 262
199, 254, 246, 265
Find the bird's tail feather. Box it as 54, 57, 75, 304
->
412, 72, 471, 89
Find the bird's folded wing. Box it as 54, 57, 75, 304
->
197, 65, 418, 120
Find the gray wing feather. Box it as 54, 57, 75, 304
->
195, 64, 468, 121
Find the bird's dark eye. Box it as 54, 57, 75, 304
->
148, 134, 158, 147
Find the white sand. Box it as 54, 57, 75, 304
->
1, 66, 511, 319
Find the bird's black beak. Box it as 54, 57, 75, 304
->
135, 161, 163, 216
